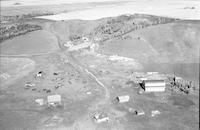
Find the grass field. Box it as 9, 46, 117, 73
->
99, 21, 200, 64
0, 58, 35, 87
0, 30, 59, 55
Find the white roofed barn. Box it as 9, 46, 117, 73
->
142, 80, 166, 92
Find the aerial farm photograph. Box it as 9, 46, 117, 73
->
0, 0, 199, 129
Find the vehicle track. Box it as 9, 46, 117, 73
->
48, 23, 111, 129
48, 22, 110, 107
67, 52, 110, 109
58, 51, 110, 130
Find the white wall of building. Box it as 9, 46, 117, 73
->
145, 87, 165, 92
145, 82, 166, 87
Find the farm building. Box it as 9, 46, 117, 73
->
35, 71, 44, 78
94, 112, 109, 123
142, 80, 166, 92
117, 95, 130, 103
47, 94, 61, 107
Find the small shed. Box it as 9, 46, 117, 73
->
138, 77, 148, 83
117, 95, 130, 103
36, 71, 44, 77
94, 112, 109, 123
47, 94, 61, 106
135, 110, 145, 115
175, 76, 183, 82
142, 80, 165, 92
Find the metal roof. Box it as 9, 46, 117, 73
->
145, 85, 165, 88
143, 80, 165, 87
143, 80, 165, 83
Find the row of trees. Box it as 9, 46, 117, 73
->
0, 24, 42, 43
93, 15, 176, 42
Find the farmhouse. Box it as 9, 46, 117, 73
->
142, 80, 165, 92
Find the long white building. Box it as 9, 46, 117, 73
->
142, 80, 166, 92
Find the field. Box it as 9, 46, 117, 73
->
37, 0, 200, 20
0, 30, 59, 55
0, 58, 35, 87
0, 5, 199, 130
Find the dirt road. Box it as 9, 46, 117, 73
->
67, 52, 111, 130
46, 23, 111, 129
67, 52, 110, 107
84, 68, 110, 101
48, 21, 110, 107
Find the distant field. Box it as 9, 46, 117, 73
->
37, 0, 200, 20
1, 0, 118, 7
1, 0, 199, 20
0, 30, 59, 55
1, 1, 124, 16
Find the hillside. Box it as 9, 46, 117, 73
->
47, 15, 199, 64
99, 20, 200, 64
49, 14, 177, 40
1, 14, 199, 62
